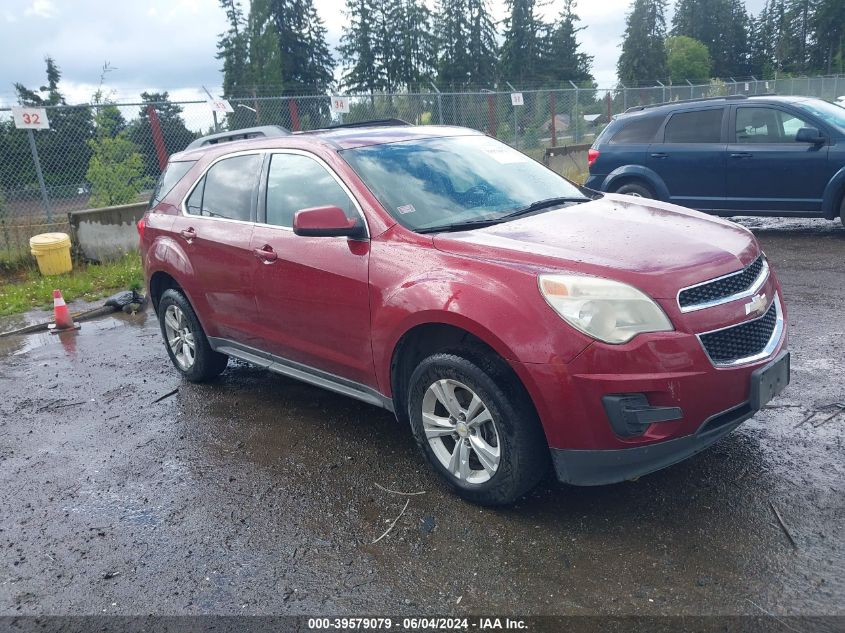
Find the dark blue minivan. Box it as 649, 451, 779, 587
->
585, 95, 845, 226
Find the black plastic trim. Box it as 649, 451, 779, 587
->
602, 394, 683, 437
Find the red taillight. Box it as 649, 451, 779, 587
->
137, 217, 146, 239
588, 148, 599, 168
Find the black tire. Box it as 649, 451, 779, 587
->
614, 181, 654, 199
840, 194, 845, 229
407, 352, 549, 506
158, 289, 228, 383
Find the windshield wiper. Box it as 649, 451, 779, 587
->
417, 218, 503, 234
499, 196, 591, 220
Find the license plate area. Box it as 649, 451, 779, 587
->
750, 351, 790, 411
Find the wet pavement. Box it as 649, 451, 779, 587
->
0, 219, 843, 617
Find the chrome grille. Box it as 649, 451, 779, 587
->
679, 255, 766, 311
698, 297, 781, 366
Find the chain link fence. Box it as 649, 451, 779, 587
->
1, 74, 844, 263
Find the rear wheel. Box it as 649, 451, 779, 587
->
158, 289, 228, 382
614, 181, 654, 199
407, 352, 549, 505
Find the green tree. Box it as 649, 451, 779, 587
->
339, 0, 380, 94
465, 0, 498, 87
810, 0, 845, 74
268, 0, 335, 93
617, 0, 668, 83
217, 0, 250, 98
434, 0, 470, 86
540, 0, 593, 83
499, 0, 544, 85
246, 0, 285, 95
126, 92, 197, 180
86, 89, 149, 208
672, 0, 750, 78
665, 35, 712, 82
396, 0, 436, 89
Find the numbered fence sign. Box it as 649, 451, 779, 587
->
510, 93, 524, 106
12, 107, 50, 130
207, 99, 234, 114
331, 96, 350, 114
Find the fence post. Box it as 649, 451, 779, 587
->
26, 129, 52, 223
506, 82, 518, 146
621, 82, 628, 111
430, 82, 443, 125
146, 105, 169, 172
487, 93, 496, 136
686, 79, 694, 99
568, 81, 579, 143
288, 98, 301, 132
549, 92, 557, 147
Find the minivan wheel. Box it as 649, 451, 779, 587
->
614, 182, 653, 199
407, 353, 549, 505
158, 289, 228, 382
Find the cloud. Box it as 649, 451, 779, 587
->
24, 0, 57, 19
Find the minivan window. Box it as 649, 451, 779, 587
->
151, 160, 196, 208
795, 99, 845, 133
663, 109, 724, 143
609, 116, 663, 144
736, 107, 815, 143
185, 154, 260, 221
264, 153, 355, 227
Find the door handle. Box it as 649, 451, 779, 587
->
730, 152, 753, 159
650, 152, 668, 159
180, 228, 196, 242
254, 245, 278, 263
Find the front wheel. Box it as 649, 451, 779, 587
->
840, 194, 845, 228
407, 353, 549, 505
158, 289, 228, 382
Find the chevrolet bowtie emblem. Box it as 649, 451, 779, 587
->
745, 293, 767, 316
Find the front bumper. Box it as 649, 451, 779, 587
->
547, 350, 789, 485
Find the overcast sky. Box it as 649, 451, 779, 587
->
1, 0, 767, 109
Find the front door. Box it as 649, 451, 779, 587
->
725, 105, 830, 213
171, 153, 261, 344
647, 107, 727, 210
250, 151, 375, 388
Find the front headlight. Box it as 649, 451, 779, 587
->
539, 274, 673, 344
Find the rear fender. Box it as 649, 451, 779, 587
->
821, 165, 845, 219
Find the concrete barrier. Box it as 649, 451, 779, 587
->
68, 201, 147, 262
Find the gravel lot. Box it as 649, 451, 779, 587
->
0, 218, 842, 622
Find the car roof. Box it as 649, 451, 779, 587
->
169, 124, 484, 161
621, 94, 818, 118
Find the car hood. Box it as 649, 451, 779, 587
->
432, 194, 759, 299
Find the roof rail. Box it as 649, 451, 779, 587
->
306, 118, 413, 133
625, 94, 748, 113
186, 125, 290, 150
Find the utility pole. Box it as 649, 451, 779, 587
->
202, 85, 220, 132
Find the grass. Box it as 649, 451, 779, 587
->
0, 252, 143, 317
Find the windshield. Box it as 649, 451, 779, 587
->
795, 99, 845, 133
340, 135, 588, 232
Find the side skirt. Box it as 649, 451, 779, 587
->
207, 337, 394, 412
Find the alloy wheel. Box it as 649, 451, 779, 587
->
163, 305, 196, 370
421, 379, 501, 484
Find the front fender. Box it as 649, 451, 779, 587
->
602, 164, 670, 201
370, 266, 592, 398
821, 165, 845, 219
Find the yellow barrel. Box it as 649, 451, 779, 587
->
30, 232, 73, 276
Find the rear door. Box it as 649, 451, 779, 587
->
170, 153, 261, 344
647, 107, 727, 210
725, 105, 830, 213
249, 151, 375, 388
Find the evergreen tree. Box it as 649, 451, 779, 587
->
127, 92, 197, 179
499, 0, 544, 86
339, 0, 380, 94
217, 0, 250, 98
396, 0, 436, 90
540, 0, 593, 83
465, 0, 499, 87
434, 0, 471, 86
810, 0, 845, 74
672, 0, 750, 78
617, 0, 668, 83
268, 0, 335, 93
247, 0, 285, 95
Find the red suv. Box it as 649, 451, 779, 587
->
140, 122, 790, 505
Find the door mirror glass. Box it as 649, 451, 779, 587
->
293, 206, 366, 238
795, 126, 825, 144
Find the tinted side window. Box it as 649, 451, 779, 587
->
187, 154, 260, 220
151, 160, 196, 208
735, 107, 815, 143
609, 116, 663, 144
664, 109, 724, 143
264, 154, 355, 228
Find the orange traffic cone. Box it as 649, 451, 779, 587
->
49, 289, 79, 333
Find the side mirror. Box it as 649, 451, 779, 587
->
795, 127, 825, 144
293, 206, 366, 239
